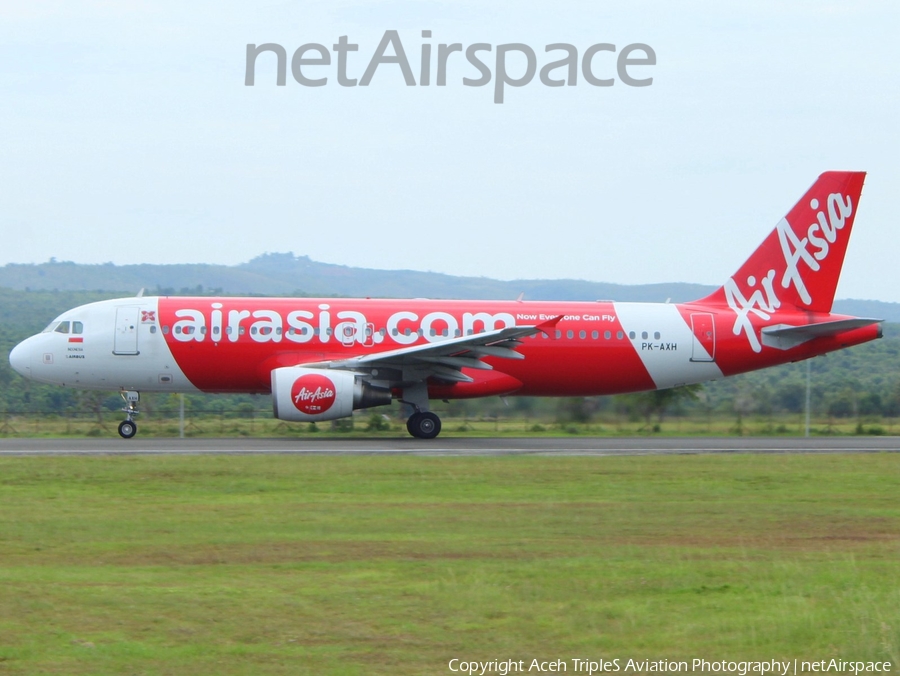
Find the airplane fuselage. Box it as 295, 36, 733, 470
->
10, 295, 879, 398
7, 171, 881, 439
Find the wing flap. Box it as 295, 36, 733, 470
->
419, 355, 494, 370
467, 345, 526, 360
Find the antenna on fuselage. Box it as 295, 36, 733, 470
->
137, 288, 145, 298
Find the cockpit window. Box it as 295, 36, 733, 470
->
41, 319, 83, 334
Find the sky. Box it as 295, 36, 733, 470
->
1, 0, 898, 301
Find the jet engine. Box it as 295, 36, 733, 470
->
271, 366, 392, 422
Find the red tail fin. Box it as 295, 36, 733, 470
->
700, 171, 866, 313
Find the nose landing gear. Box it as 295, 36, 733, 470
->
118, 391, 140, 439
118, 419, 137, 439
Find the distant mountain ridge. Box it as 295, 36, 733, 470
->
1, 253, 897, 321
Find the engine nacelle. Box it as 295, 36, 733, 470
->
271, 367, 392, 422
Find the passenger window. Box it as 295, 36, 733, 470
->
72, 321, 84, 334
617, 331, 624, 340
654, 332, 660, 340
162, 326, 170, 335
642, 331, 648, 339
604, 330, 611, 340
150, 326, 157, 334
54, 321, 70, 334
555, 330, 562, 339
591, 331, 598, 339
579, 330, 586, 339
629, 331, 635, 339
567, 330, 574, 339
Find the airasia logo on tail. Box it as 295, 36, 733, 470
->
725, 187, 855, 353
291, 374, 337, 414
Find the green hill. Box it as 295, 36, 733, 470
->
2, 253, 898, 320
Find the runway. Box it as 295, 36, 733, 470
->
2, 436, 900, 456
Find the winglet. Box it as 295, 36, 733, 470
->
536, 315, 564, 337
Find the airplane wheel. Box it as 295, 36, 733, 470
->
406, 413, 421, 437
118, 420, 138, 439
407, 411, 441, 439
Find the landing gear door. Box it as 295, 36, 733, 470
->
114, 307, 140, 355
690, 313, 715, 362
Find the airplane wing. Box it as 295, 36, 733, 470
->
761, 317, 883, 350
302, 316, 562, 384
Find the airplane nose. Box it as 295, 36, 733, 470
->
9, 340, 32, 377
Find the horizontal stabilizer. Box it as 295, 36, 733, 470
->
761, 317, 882, 350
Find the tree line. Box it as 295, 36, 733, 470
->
2, 288, 899, 425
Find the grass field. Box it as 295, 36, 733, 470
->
0, 453, 898, 675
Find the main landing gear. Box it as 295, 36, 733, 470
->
402, 382, 442, 439
406, 411, 442, 439
118, 390, 140, 439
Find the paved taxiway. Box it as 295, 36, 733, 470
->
1, 436, 899, 456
